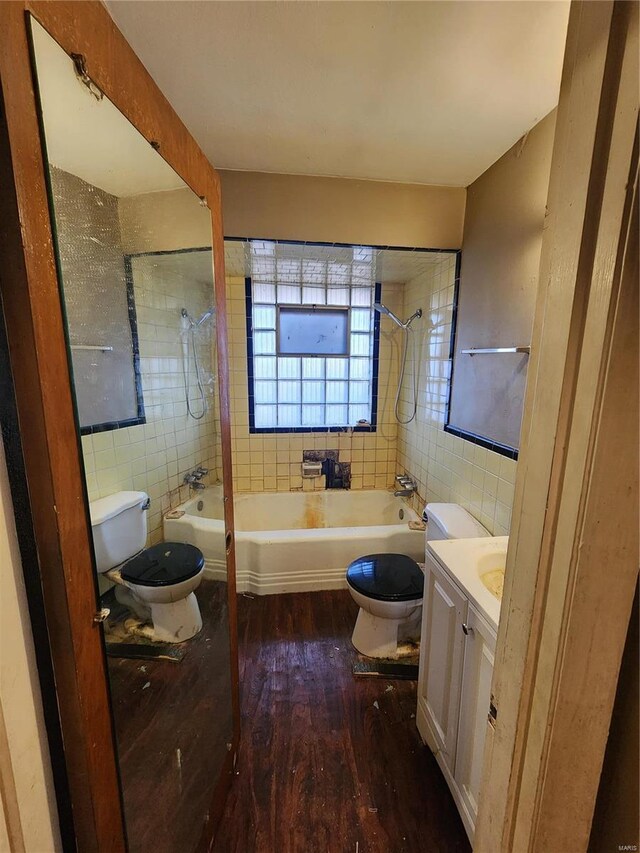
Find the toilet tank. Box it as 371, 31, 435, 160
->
89, 491, 149, 573
424, 502, 490, 542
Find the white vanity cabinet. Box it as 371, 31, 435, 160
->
454, 602, 496, 834
416, 556, 467, 767
417, 552, 497, 842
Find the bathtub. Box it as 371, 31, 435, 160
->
164, 486, 425, 595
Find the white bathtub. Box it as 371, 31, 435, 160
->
164, 486, 425, 595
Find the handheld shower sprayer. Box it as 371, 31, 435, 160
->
373, 302, 422, 329
181, 307, 214, 420
373, 302, 423, 424
181, 307, 213, 328
373, 302, 403, 327
195, 309, 213, 327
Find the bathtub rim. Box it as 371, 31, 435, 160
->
164, 487, 426, 596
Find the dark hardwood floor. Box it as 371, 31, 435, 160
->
214, 590, 471, 853
106, 580, 234, 853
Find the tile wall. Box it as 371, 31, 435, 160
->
396, 255, 517, 535
226, 276, 402, 493
81, 255, 218, 543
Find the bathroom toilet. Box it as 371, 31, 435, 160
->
346, 502, 490, 658
90, 491, 205, 643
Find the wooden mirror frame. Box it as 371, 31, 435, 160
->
0, 2, 240, 850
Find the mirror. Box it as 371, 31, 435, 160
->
30, 20, 233, 852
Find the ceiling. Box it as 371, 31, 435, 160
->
106, 0, 569, 187
32, 19, 185, 197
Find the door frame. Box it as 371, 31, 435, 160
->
475, 2, 638, 850
0, 2, 240, 850
1, 1, 637, 851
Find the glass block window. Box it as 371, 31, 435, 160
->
246, 241, 381, 432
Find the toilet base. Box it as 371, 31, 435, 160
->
110, 571, 203, 643
149, 593, 202, 643
351, 605, 422, 659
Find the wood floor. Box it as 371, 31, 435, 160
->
106, 580, 234, 853
214, 590, 471, 853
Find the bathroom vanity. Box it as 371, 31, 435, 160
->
416, 536, 507, 843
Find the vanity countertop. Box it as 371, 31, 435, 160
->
427, 536, 508, 632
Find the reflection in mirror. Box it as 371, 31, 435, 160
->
30, 19, 232, 853
48, 165, 146, 432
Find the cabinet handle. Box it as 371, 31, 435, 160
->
462, 622, 474, 636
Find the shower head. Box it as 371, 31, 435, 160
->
181, 308, 214, 328
374, 302, 422, 329
195, 309, 213, 327
373, 302, 404, 328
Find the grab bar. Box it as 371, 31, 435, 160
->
461, 346, 530, 356
71, 345, 114, 352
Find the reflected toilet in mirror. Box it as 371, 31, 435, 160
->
90, 492, 205, 643
30, 18, 233, 853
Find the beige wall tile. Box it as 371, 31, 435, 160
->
396, 257, 518, 534
80, 250, 219, 542
226, 275, 400, 494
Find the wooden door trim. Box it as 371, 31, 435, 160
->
0, 2, 239, 850
475, 2, 639, 850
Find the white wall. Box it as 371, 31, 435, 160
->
396, 255, 517, 535
448, 111, 556, 448
0, 442, 61, 852
219, 170, 466, 248
394, 114, 556, 534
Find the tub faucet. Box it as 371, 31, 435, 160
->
394, 474, 416, 497
184, 470, 207, 490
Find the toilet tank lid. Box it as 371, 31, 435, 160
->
89, 491, 149, 526
423, 502, 490, 539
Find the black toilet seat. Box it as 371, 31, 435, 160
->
346, 553, 424, 602
121, 542, 204, 587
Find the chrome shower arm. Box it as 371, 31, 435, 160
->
373, 302, 422, 329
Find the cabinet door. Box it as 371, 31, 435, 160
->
454, 603, 497, 830
417, 555, 468, 768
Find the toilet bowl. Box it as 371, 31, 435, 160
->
347, 553, 424, 658
346, 502, 490, 659
90, 491, 204, 643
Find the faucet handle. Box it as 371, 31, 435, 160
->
195, 466, 209, 478
395, 474, 416, 491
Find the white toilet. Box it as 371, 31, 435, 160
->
90, 491, 204, 643
346, 502, 490, 659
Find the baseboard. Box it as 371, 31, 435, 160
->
203, 561, 228, 583
204, 561, 348, 595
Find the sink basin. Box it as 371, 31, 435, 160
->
427, 536, 509, 630
477, 551, 507, 600
480, 568, 505, 600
